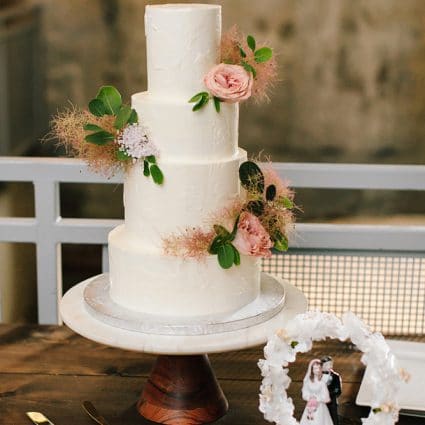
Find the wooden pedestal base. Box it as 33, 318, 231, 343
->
137, 355, 229, 425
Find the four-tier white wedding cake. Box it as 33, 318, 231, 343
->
108, 4, 261, 318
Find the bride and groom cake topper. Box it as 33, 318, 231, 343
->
300, 356, 341, 425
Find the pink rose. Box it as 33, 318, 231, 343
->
232, 212, 273, 258
307, 397, 318, 420
307, 398, 318, 410
204, 63, 253, 103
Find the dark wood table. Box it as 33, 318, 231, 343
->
0, 324, 423, 425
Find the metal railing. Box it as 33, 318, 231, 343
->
0, 157, 424, 328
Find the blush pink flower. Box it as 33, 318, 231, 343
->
204, 64, 253, 103
307, 397, 319, 419
307, 398, 318, 410
233, 211, 273, 258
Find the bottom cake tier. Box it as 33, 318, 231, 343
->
108, 225, 261, 317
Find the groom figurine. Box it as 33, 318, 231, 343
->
321, 356, 342, 425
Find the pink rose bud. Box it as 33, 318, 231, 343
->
307, 398, 318, 410
204, 63, 253, 103
233, 211, 273, 258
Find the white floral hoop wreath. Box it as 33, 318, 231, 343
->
258, 311, 410, 425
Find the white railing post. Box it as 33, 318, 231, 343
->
34, 179, 62, 324
102, 245, 109, 273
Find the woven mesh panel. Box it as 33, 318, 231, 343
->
262, 253, 425, 335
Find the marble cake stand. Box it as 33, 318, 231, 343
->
60, 274, 307, 424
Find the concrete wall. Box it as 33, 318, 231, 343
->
34, 0, 425, 163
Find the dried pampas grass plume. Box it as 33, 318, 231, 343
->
221, 25, 279, 103
163, 227, 215, 260
220, 25, 241, 64
207, 197, 246, 230
47, 106, 124, 176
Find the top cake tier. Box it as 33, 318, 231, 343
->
145, 4, 221, 98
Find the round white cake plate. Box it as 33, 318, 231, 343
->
60, 274, 307, 424
60, 274, 307, 355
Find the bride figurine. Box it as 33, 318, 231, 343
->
300, 359, 333, 425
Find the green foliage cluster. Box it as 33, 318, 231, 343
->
84, 86, 163, 185
240, 34, 273, 78
85, 86, 138, 148
239, 161, 293, 253
209, 161, 295, 270
188, 92, 222, 112
208, 218, 241, 269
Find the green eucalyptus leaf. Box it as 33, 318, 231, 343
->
273, 232, 288, 252
146, 155, 156, 164
192, 101, 203, 112
209, 235, 225, 255
85, 130, 114, 145
128, 108, 138, 124
213, 96, 221, 113
230, 215, 240, 240
83, 123, 104, 132
241, 60, 257, 78
114, 105, 132, 130
114, 105, 131, 130
239, 45, 247, 58
96, 85, 122, 115
246, 200, 265, 216
150, 164, 164, 185
143, 160, 150, 176
217, 243, 235, 269
116, 149, 130, 161
290, 340, 299, 349
266, 184, 277, 201
280, 196, 294, 209
247, 35, 256, 52
88, 98, 107, 117
254, 47, 273, 63
128, 109, 138, 125
192, 93, 210, 112
188, 92, 208, 103
239, 161, 265, 193
213, 225, 231, 239
233, 245, 241, 266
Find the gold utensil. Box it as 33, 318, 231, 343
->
82, 401, 110, 425
26, 412, 55, 425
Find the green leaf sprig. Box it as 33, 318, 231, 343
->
188, 92, 222, 113
142, 155, 164, 185
238, 161, 294, 253
85, 86, 138, 146
208, 217, 241, 269
209, 160, 294, 269
84, 85, 164, 185
240, 35, 273, 79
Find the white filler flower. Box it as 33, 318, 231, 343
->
118, 123, 159, 160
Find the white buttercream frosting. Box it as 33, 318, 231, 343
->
145, 4, 221, 98
109, 225, 261, 317
124, 149, 247, 247
132, 92, 238, 160
107, 4, 262, 318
